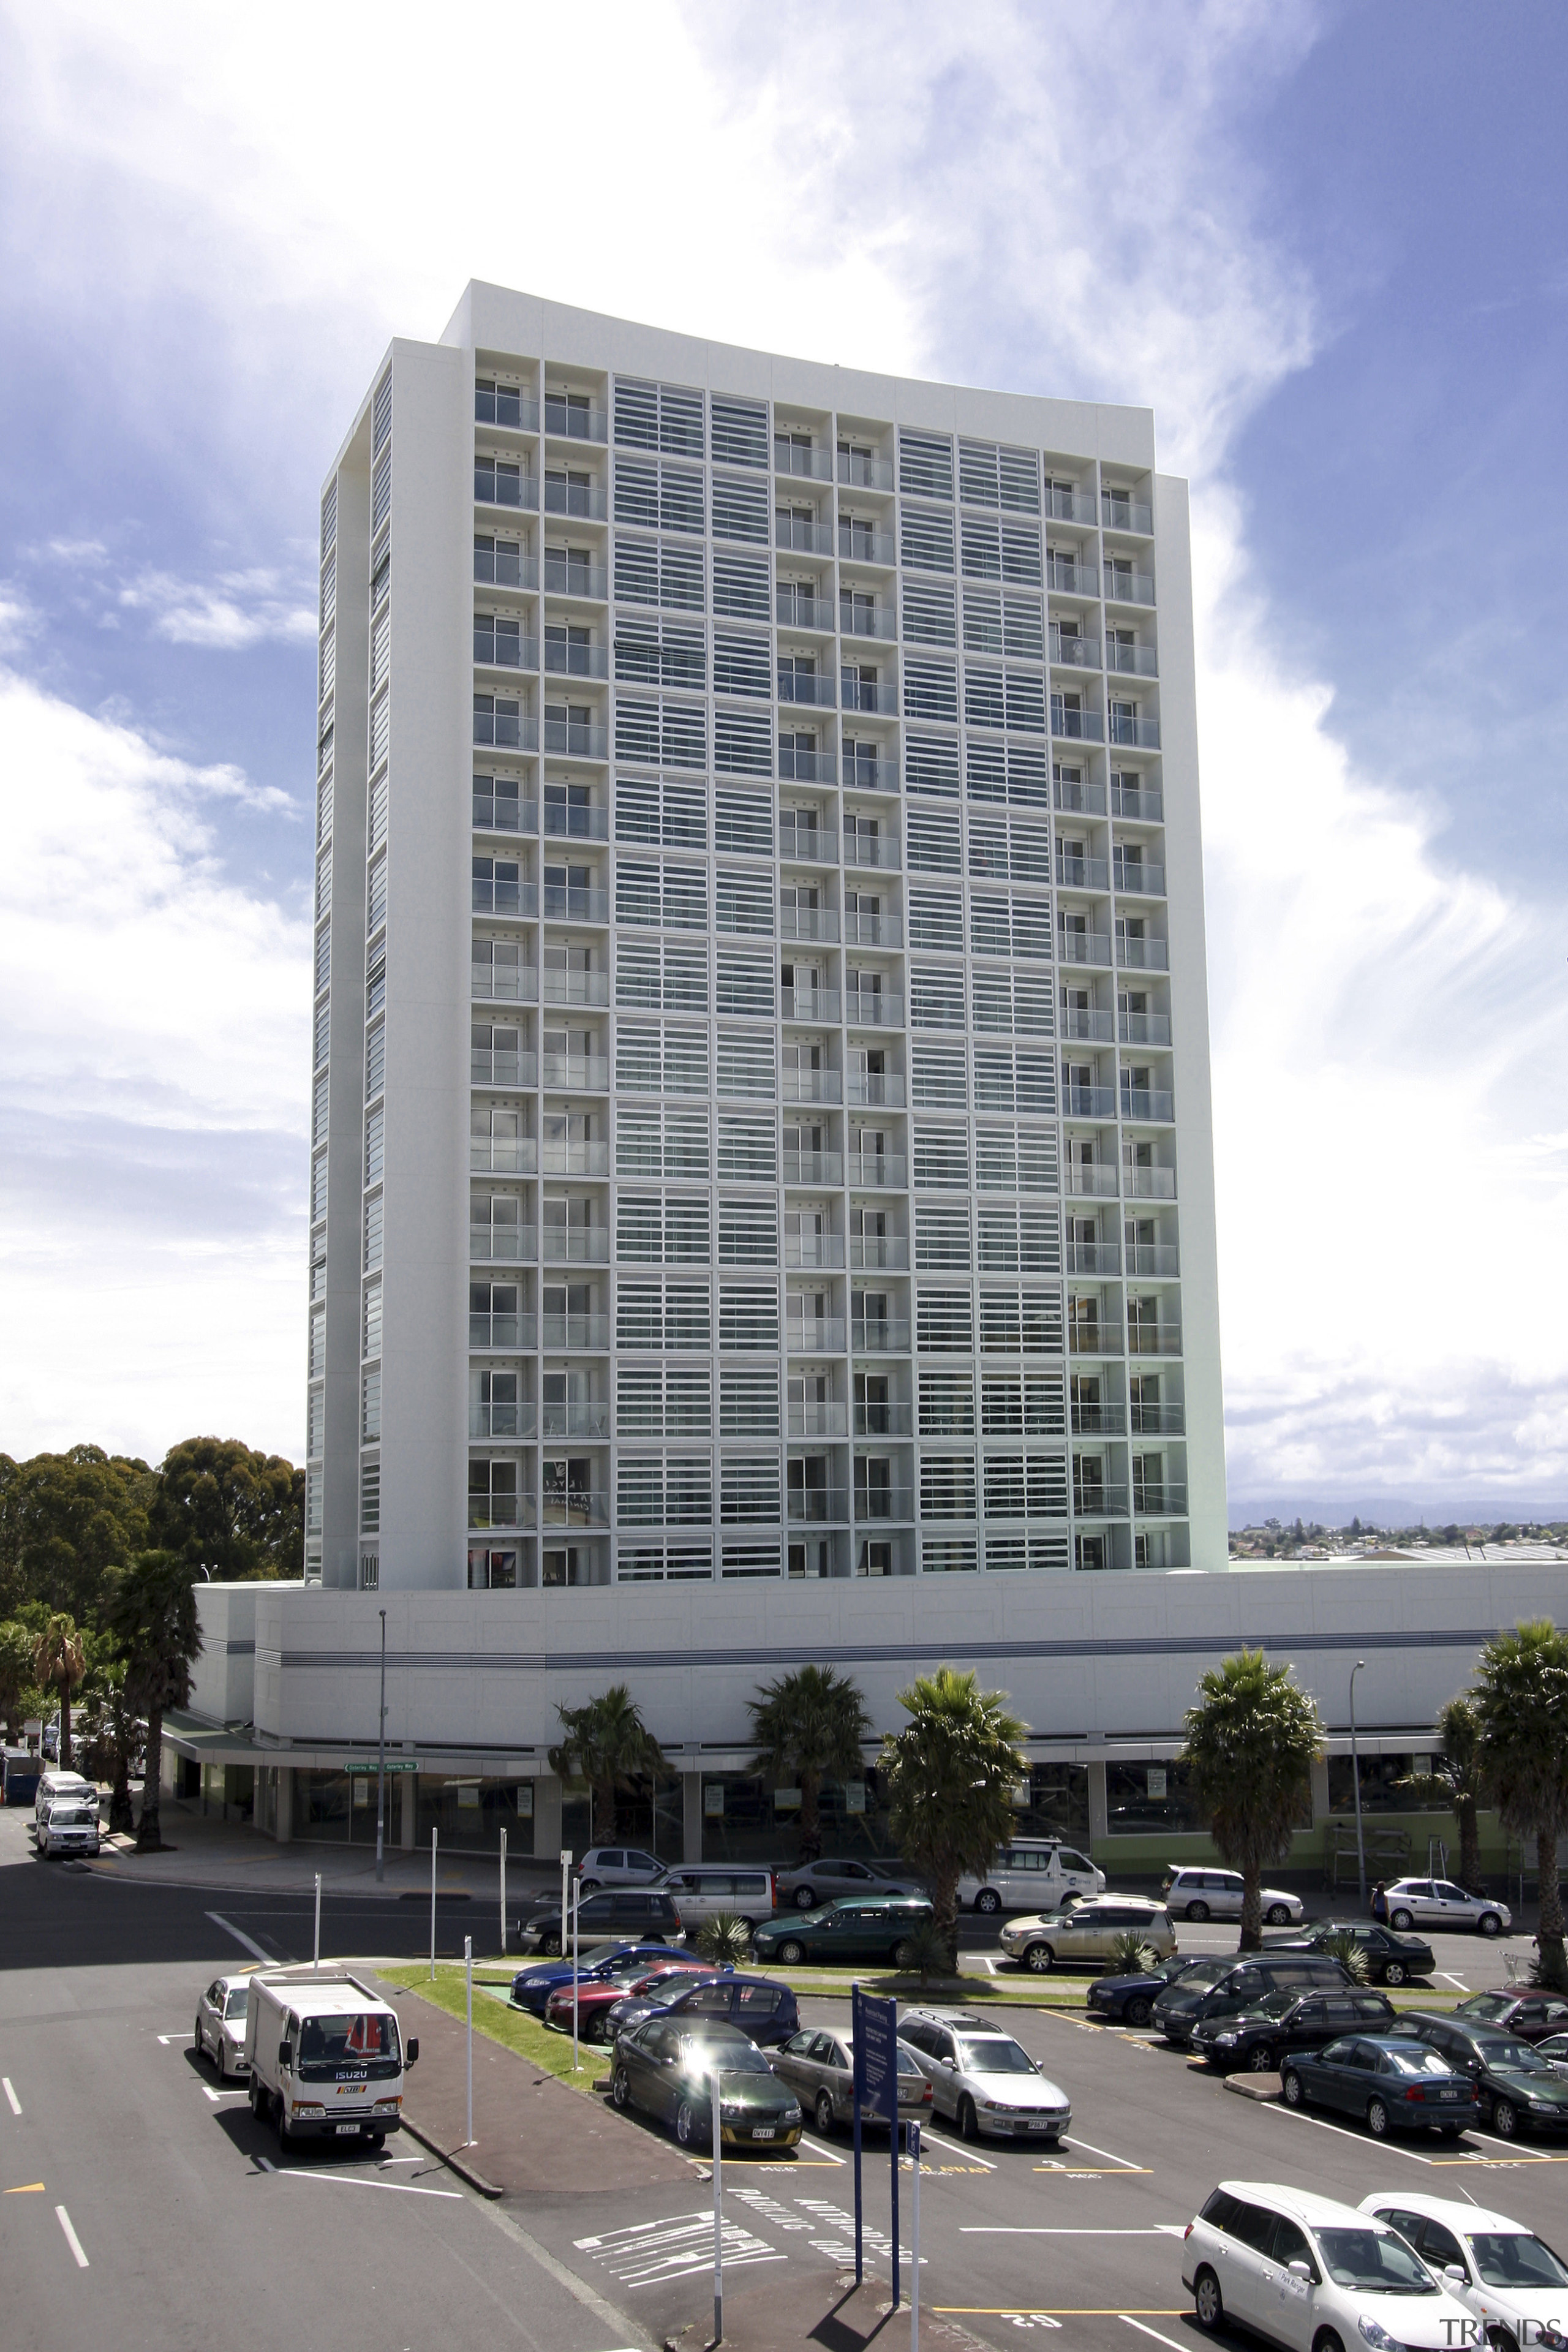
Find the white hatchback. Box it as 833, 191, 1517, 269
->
577, 1846, 666, 1890
194, 1973, 254, 2079
956, 1840, 1104, 1917
1360, 2193, 1568, 2352
1383, 1879, 1512, 1937
1164, 1867, 1303, 1926
1184, 2180, 1474, 2352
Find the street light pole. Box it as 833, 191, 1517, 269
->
375, 1607, 388, 1885
1349, 1659, 1368, 1909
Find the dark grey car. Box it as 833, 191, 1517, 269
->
769, 2027, 933, 2136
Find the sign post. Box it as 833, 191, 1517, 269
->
710, 2065, 724, 2344
313, 1871, 322, 1972
571, 1877, 581, 2071
464, 1934, 473, 2147
851, 1984, 898, 2295
499, 1825, 507, 1958
429, 1826, 437, 1980
909, 2119, 921, 2350
559, 1846, 571, 1959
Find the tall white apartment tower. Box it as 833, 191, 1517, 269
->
305, 284, 1227, 1597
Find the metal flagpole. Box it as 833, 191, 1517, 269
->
499, 1826, 507, 1958
1349, 1659, 1368, 1907
571, 1878, 580, 2070
429, 1827, 437, 1980
464, 1935, 473, 2146
374, 1607, 386, 1883
851, 1981, 863, 2285
711, 2066, 724, 2345
313, 1871, 322, 1972
559, 1846, 570, 1958
909, 2120, 921, 2351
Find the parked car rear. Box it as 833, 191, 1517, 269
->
658, 1866, 777, 1931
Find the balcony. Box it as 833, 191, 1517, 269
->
786, 1485, 850, 1522
788, 1403, 848, 1438
544, 639, 609, 680
541, 884, 609, 922
1052, 704, 1105, 742
1125, 1166, 1177, 1200
1062, 1085, 1118, 1120
1130, 1400, 1185, 1434
854, 1401, 913, 1436
473, 626, 539, 671
1107, 639, 1159, 679
1104, 570, 1156, 606
1061, 1008, 1114, 1044
1125, 1243, 1179, 1280
541, 1052, 608, 1090
1115, 935, 1169, 973
850, 1235, 909, 1270
473, 789, 540, 836
838, 523, 896, 565
1133, 1483, 1188, 1517
775, 440, 832, 480
1049, 630, 1101, 670
1054, 776, 1107, 816
1057, 854, 1109, 891
543, 1227, 610, 1264
472, 1049, 538, 1086
1067, 1242, 1121, 1275
786, 1234, 845, 1268
847, 1152, 907, 1188
846, 1073, 905, 1107
472, 965, 540, 1009
541, 1141, 610, 1177
473, 711, 539, 753
783, 1068, 841, 1103
1120, 1088, 1174, 1125
784, 1150, 843, 1185
470, 1223, 535, 1264
1111, 782, 1164, 822
468, 1496, 538, 1532
542, 718, 607, 760
1072, 1483, 1130, 1518
788, 1319, 846, 1354
1102, 494, 1153, 534
779, 744, 836, 783
1058, 932, 1112, 967
471, 1138, 538, 1175
543, 395, 607, 443
475, 545, 538, 591
542, 555, 608, 599
838, 450, 894, 491
839, 599, 898, 641
474, 466, 538, 513
543, 969, 609, 1007
782, 987, 840, 1022
851, 1317, 911, 1353
1046, 485, 1098, 525
843, 911, 900, 948
541, 1403, 611, 1441
777, 589, 835, 635
843, 831, 900, 870
1114, 858, 1166, 897
543, 1487, 610, 1529
1068, 1321, 1118, 1357
1127, 1322, 1182, 1357
854, 1485, 914, 1521
469, 1400, 538, 1439
1108, 714, 1161, 751
544, 801, 609, 840
842, 751, 892, 793
779, 821, 836, 864
781, 905, 839, 943
1118, 1011, 1170, 1047
1071, 1401, 1126, 1434
778, 668, 836, 707
1047, 559, 1099, 595
541, 1313, 609, 1349
844, 992, 903, 1028
475, 386, 539, 432
777, 515, 835, 557
470, 1312, 538, 1349
543, 480, 607, 522
840, 676, 898, 716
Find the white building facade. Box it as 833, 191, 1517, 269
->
305, 283, 1226, 1603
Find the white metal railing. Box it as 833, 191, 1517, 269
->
837, 451, 894, 491
544, 396, 607, 442
469, 1403, 538, 1439
1104, 570, 1156, 606
775, 440, 833, 480
475, 388, 539, 432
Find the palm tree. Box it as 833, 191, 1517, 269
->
548, 1684, 668, 1843
878, 1666, 1027, 1958
0, 1618, 45, 1741
1395, 1695, 1487, 1890
747, 1664, 870, 1863
1180, 1649, 1321, 1951
34, 1611, 86, 1770
1471, 1619, 1568, 1991
78, 1664, 140, 1834
102, 1551, 202, 1852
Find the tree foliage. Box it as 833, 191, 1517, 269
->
1395, 1695, 1487, 1889
0, 1618, 46, 1736
34, 1611, 86, 1768
878, 1666, 1027, 1953
1471, 1619, 1568, 1991
548, 1684, 668, 1844
0, 1446, 153, 1621
149, 1436, 304, 1580
747, 1664, 870, 1863
102, 1551, 202, 1852
77, 1657, 140, 1834
1180, 1649, 1321, 1950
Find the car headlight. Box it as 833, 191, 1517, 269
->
1358, 2320, 1401, 2351
1213, 2034, 1238, 2047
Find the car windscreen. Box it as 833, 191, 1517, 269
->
1165, 1961, 1230, 1996
1315, 2230, 1439, 2294
1460, 1996, 1515, 2021
48, 1810, 92, 1826
1472, 2037, 1549, 2072
296, 2012, 401, 2075
956, 2038, 1038, 2075
679, 2035, 770, 2075
1466, 2234, 1568, 2291
224, 1988, 250, 2019
1381, 2046, 1452, 2076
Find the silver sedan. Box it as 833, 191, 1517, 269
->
1383, 1879, 1513, 1936
194, 1973, 252, 2078
769, 2027, 933, 2137
774, 1857, 918, 1910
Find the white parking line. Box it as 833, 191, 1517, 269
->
963, 2227, 1171, 2236
261, 2165, 462, 2199
55, 2206, 89, 2267
917, 2125, 997, 2168
206, 1911, 272, 1963
1265, 2103, 1436, 2163
2, 2078, 20, 2116
1441, 1974, 1471, 1992
1122, 2319, 1189, 2352
1068, 2135, 1144, 2169
799, 2134, 846, 2165
202, 2086, 247, 2103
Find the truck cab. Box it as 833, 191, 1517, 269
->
244, 1970, 417, 2149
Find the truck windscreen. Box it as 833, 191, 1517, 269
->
296, 2013, 401, 2079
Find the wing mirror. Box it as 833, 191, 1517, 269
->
1443, 2267, 1466, 2287
278, 2040, 293, 2068
405, 2038, 418, 2065
1287, 2261, 1312, 2282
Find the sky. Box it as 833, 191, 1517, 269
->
0, 0, 1564, 1526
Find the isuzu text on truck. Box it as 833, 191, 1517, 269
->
244, 1970, 418, 2148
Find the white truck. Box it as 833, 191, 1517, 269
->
244, 1969, 418, 2149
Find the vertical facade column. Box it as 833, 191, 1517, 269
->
1086, 1758, 1108, 1853
682, 1770, 704, 1864
532, 1774, 562, 1863
276, 1765, 294, 1845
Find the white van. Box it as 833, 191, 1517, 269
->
245, 1970, 417, 2149
956, 1839, 1105, 1917
32, 1771, 97, 1835
657, 1865, 778, 1932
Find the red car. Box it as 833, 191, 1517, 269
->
546, 1962, 713, 2043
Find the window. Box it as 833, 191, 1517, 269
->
613, 457, 704, 536
916, 1289, 972, 1352
716, 869, 774, 935
616, 937, 707, 1011
717, 1113, 777, 1180
714, 704, 773, 776
711, 472, 769, 543
614, 377, 704, 457
722, 1455, 781, 1524
715, 952, 773, 1018
721, 1364, 780, 1435
710, 395, 769, 469
713, 551, 770, 619
900, 507, 955, 574
913, 1125, 969, 1188
899, 430, 954, 500
718, 1197, 778, 1265
617, 1360, 712, 1437
916, 1200, 971, 1268
920, 1456, 976, 1519
714, 789, 772, 856
614, 615, 704, 690
719, 1283, 779, 1351
613, 536, 704, 611
615, 858, 707, 931
360, 1459, 380, 1535
903, 660, 959, 724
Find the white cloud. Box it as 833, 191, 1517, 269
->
116, 565, 316, 650
0, 583, 39, 655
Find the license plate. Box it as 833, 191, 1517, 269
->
1440, 2088, 1459, 2100
336, 2123, 360, 2136
752, 2126, 775, 2140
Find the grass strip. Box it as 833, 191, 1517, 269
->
380, 1964, 601, 2098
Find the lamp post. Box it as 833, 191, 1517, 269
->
375, 1607, 388, 1884
1349, 1658, 1368, 1909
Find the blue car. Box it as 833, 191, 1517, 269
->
1281, 2033, 1480, 2137
1087, 1953, 1206, 2028
510, 1942, 689, 2016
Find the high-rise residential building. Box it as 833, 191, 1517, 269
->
305, 283, 1225, 1600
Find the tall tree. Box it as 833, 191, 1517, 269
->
1471, 1619, 1568, 1991
77, 1659, 139, 1834
102, 1551, 202, 1853
0, 1447, 153, 1622
1180, 1649, 1321, 1950
0, 1618, 46, 1740
33, 1612, 86, 1769
747, 1664, 870, 1863
878, 1666, 1027, 1956
1395, 1695, 1487, 1890
150, 1438, 304, 1580
548, 1685, 668, 1843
